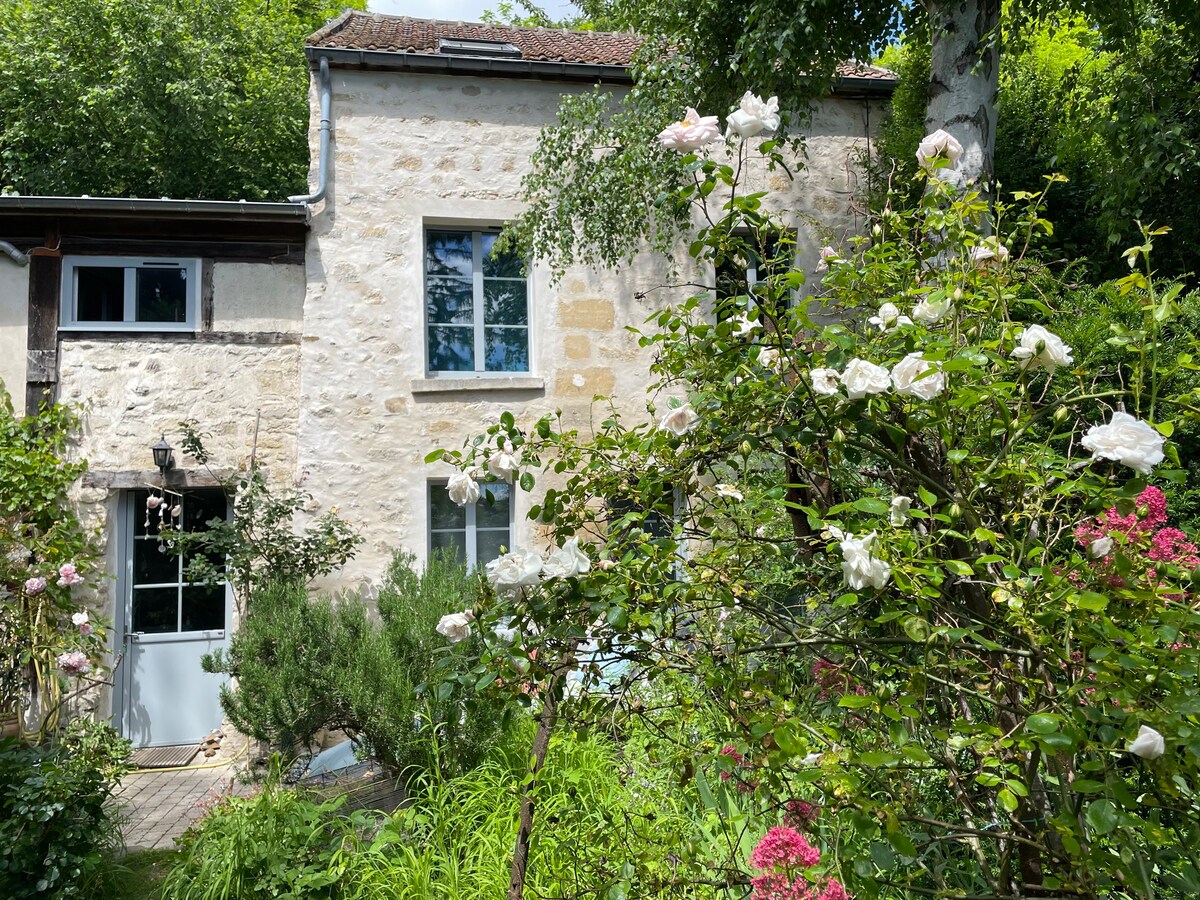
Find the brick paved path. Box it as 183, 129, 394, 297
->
116, 743, 254, 852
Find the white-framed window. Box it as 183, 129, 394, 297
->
424, 230, 529, 374
429, 481, 513, 569
60, 256, 199, 331
714, 231, 793, 319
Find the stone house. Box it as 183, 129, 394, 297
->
0, 13, 893, 748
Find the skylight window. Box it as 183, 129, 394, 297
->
437, 38, 522, 59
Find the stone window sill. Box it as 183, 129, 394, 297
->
411, 376, 545, 395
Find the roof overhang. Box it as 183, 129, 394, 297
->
0, 195, 310, 223
306, 45, 634, 85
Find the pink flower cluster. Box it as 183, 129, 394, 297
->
785, 799, 821, 830
57, 562, 84, 587
56, 650, 90, 675
718, 744, 758, 793
812, 659, 866, 701
751, 826, 822, 870
1074, 486, 1199, 593
24, 576, 46, 595
749, 826, 848, 900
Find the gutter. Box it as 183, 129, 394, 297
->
288, 56, 332, 205
0, 240, 29, 266
0, 196, 309, 222
307, 46, 635, 85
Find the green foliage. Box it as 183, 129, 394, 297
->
204, 552, 515, 776
0, 0, 364, 200
161, 759, 370, 900
437, 134, 1200, 897
0, 719, 131, 899
169, 420, 362, 606
0, 393, 103, 739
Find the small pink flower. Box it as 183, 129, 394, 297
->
785, 799, 821, 829
57, 650, 90, 675
57, 563, 84, 587
24, 576, 47, 595
817, 880, 850, 900
751, 825, 821, 870
815, 246, 840, 273
71, 611, 93, 636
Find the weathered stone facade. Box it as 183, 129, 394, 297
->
299, 63, 887, 587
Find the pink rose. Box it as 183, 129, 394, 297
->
657, 108, 721, 152
24, 576, 47, 596
57, 563, 84, 587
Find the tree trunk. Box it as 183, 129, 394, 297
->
924, 0, 1001, 189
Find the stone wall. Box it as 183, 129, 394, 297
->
0, 261, 28, 414
301, 68, 886, 587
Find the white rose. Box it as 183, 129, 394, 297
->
71, 611, 89, 627
1127, 725, 1165, 760
657, 107, 721, 152
868, 302, 912, 332
541, 537, 591, 580
911, 294, 952, 324
891, 353, 946, 400
839, 531, 891, 590
436, 610, 473, 644
800, 752, 823, 766
1011, 325, 1074, 373
757, 347, 784, 373
447, 469, 481, 506
714, 483, 744, 502
659, 403, 700, 436
731, 312, 760, 338
840, 359, 891, 400
809, 367, 841, 396
486, 548, 544, 595
889, 496, 912, 527
970, 241, 1010, 267
916, 129, 964, 169
1088, 536, 1114, 558
1081, 411, 1166, 475
725, 91, 781, 139
487, 440, 520, 482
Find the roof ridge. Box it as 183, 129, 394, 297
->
306, 7, 355, 46
330, 9, 643, 41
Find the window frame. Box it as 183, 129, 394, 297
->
713, 229, 796, 320
60, 255, 200, 332
423, 228, 530, 377
427, 480, 514, 569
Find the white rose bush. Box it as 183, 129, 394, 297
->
428, 118, 1200, 900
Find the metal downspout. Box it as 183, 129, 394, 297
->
288, 55, 332, 205
0, 240, 29, 266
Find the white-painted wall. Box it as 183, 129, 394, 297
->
0, 262, 29, 415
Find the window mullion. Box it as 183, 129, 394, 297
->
124, 267, 135, 323
473, 233, 485, 372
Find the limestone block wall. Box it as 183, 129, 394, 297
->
60, 260, 304, 657
0, 262, 28, 414
300, 68, 885, 586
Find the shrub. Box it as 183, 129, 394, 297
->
0, 719, 131, 899
204, 550, 516, 776
161, 761, 369, 900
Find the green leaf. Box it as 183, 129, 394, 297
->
859, 750, 899, 767
1026, 713, 1061, 735
944, 560, 974, 576
998, 788, 1019, 812
918, 487, 937, 506
1086, 799, 1119, 835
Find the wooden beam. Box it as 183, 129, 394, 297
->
82, 469, 231, 490
25, 249, 61, 414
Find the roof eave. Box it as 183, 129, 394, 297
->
831, 75, 898, 98
0, 196, 311, 223
306, 45, 634, 85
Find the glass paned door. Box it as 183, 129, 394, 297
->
117, 489, 232, 748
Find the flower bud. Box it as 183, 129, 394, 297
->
953, 287, 963, 302
948, 503, 963, 520
740, 440, 752, 457
1053, 406, 1069, 423
872, 224, 882, 237
833, 428, 846, 445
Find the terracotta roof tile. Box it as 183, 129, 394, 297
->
308, 11, 896, 84
309, 11, 641, 66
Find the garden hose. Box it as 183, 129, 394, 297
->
125, 736, 252, 776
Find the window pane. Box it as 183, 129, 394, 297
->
475, 530, 510, 567
76, 266, 125, 322
481, 234, 523, 278
431, 530, 467, 562
484, 280, 527, 326
426, 232, 473, 277
477, 483, 510, 529
182, 585, 225, 632
136, 267, 188, 323
426, 276, 474, 324
430, 486, 467, 530
182, 490, 227, 533
484, 327, 528, 372
132, 587, 178, 634
429, 325, 475, 371
134, 537, 179, 586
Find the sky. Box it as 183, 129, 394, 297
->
368, 0, 579, 24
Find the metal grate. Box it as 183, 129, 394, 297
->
128, 744, 199, 769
